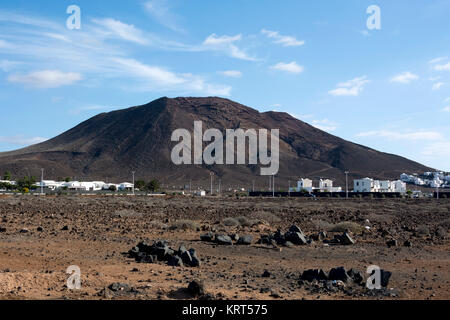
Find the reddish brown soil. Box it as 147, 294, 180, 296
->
0, 195, 448, 300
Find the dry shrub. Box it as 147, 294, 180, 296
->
416, 224, 430, 235
113, 209, 143, 218
312, 219, 335, 231
254, 211, 281, 224
222, 216, 259, 227
148, 220, 168, 230
329, 221, 364, 233
439, 218, 450, 229
169, 219, 199, 231
364, 213, 394, 224
223, 217, 239, 227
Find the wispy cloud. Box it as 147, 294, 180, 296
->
0, 60, 21, 72
0, 135, 47, 146
261, 29, 305, 47
433, 63, 450, 71
68, 105, 114, 115
442, 106, 450, 112
311, 119, 337, 132
432, 82, 445, 90
219, 70, 242, 78
144, 0, 184, 33
356, 130, 442, 141
422, 141, 450, 157
429, 56, 447, 64
91, 18, 148, 45
8, 70, 82, 88
202, 34, 257, 61
329, 76, 370, 97
0, 11, 233, 96
270, 61, 304, 74
390, 71, 419, 84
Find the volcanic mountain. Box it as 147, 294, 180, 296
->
0, 97, 433, 189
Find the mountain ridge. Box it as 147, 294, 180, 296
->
0, 97, 433, 188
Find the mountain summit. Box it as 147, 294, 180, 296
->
0, 97, 432, 187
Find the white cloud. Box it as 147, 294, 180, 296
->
329, 76, 370, 96
390, 72, 419, 84
144, 0, 184, 33
433, 63, 450, 71
442, 106, 450, 112
68, 105, 114, 115
0, 60, 21, 72
112, 58, 231, 96
432, 82, 445, 90
219, 70, 242, 78
8, 70, 82, 88
261, 29, 305, 47
311, 119, 337, 132
92, 18, 148, 45
356, 130, 443, 141
202, 34, 257, 61
359, 30, 370, 37
445, 97, 450, 102
0, 39, 11, 48
422, 141, 450, 157
270, 61, 304, 74
0, 135, 47, 146
429, 56, 447, 64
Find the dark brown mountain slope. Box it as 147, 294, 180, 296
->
0, 97, 433, 189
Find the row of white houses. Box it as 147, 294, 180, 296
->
289, 177, 407, 194
353, 178, 406, 193
290, 178, 342, 193
33, 180, 134, 191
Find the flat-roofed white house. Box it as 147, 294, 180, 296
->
354, 178, 376, 192
392, 180, 406, 193
118, 182, 134, 191
294, 178, 313, 192
379, 180, 392, 192
34, 180, 63, 190
0, 180, 16, 185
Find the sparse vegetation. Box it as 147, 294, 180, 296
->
416, 225, 430, 236
169, 219, 199, 231
329, 221, 364, 233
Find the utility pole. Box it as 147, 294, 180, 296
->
40, 168, 44, 195
132, 171, 135, 195
288, 179, 291, 197
272, 175, 275, 198
210, 172, 214, 196
345, 171, 349, 199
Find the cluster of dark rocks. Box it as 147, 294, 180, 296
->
128, 240, 200, 267
257, 225, 355, 247
298, 266, 392, 294
200, 232, 253, 246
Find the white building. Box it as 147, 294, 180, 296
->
354, 178, 377, 192
0, 180, 16, 185
34, 180, 63, 190
195, 190, 206, 197
354, 178, 406, 193
392, 180, 406, 193
118, 182, 134, 191
293, 178, 313, 192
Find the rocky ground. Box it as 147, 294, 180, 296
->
0, 195, 448, 300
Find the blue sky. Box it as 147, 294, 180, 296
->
0, 0, 449, 171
